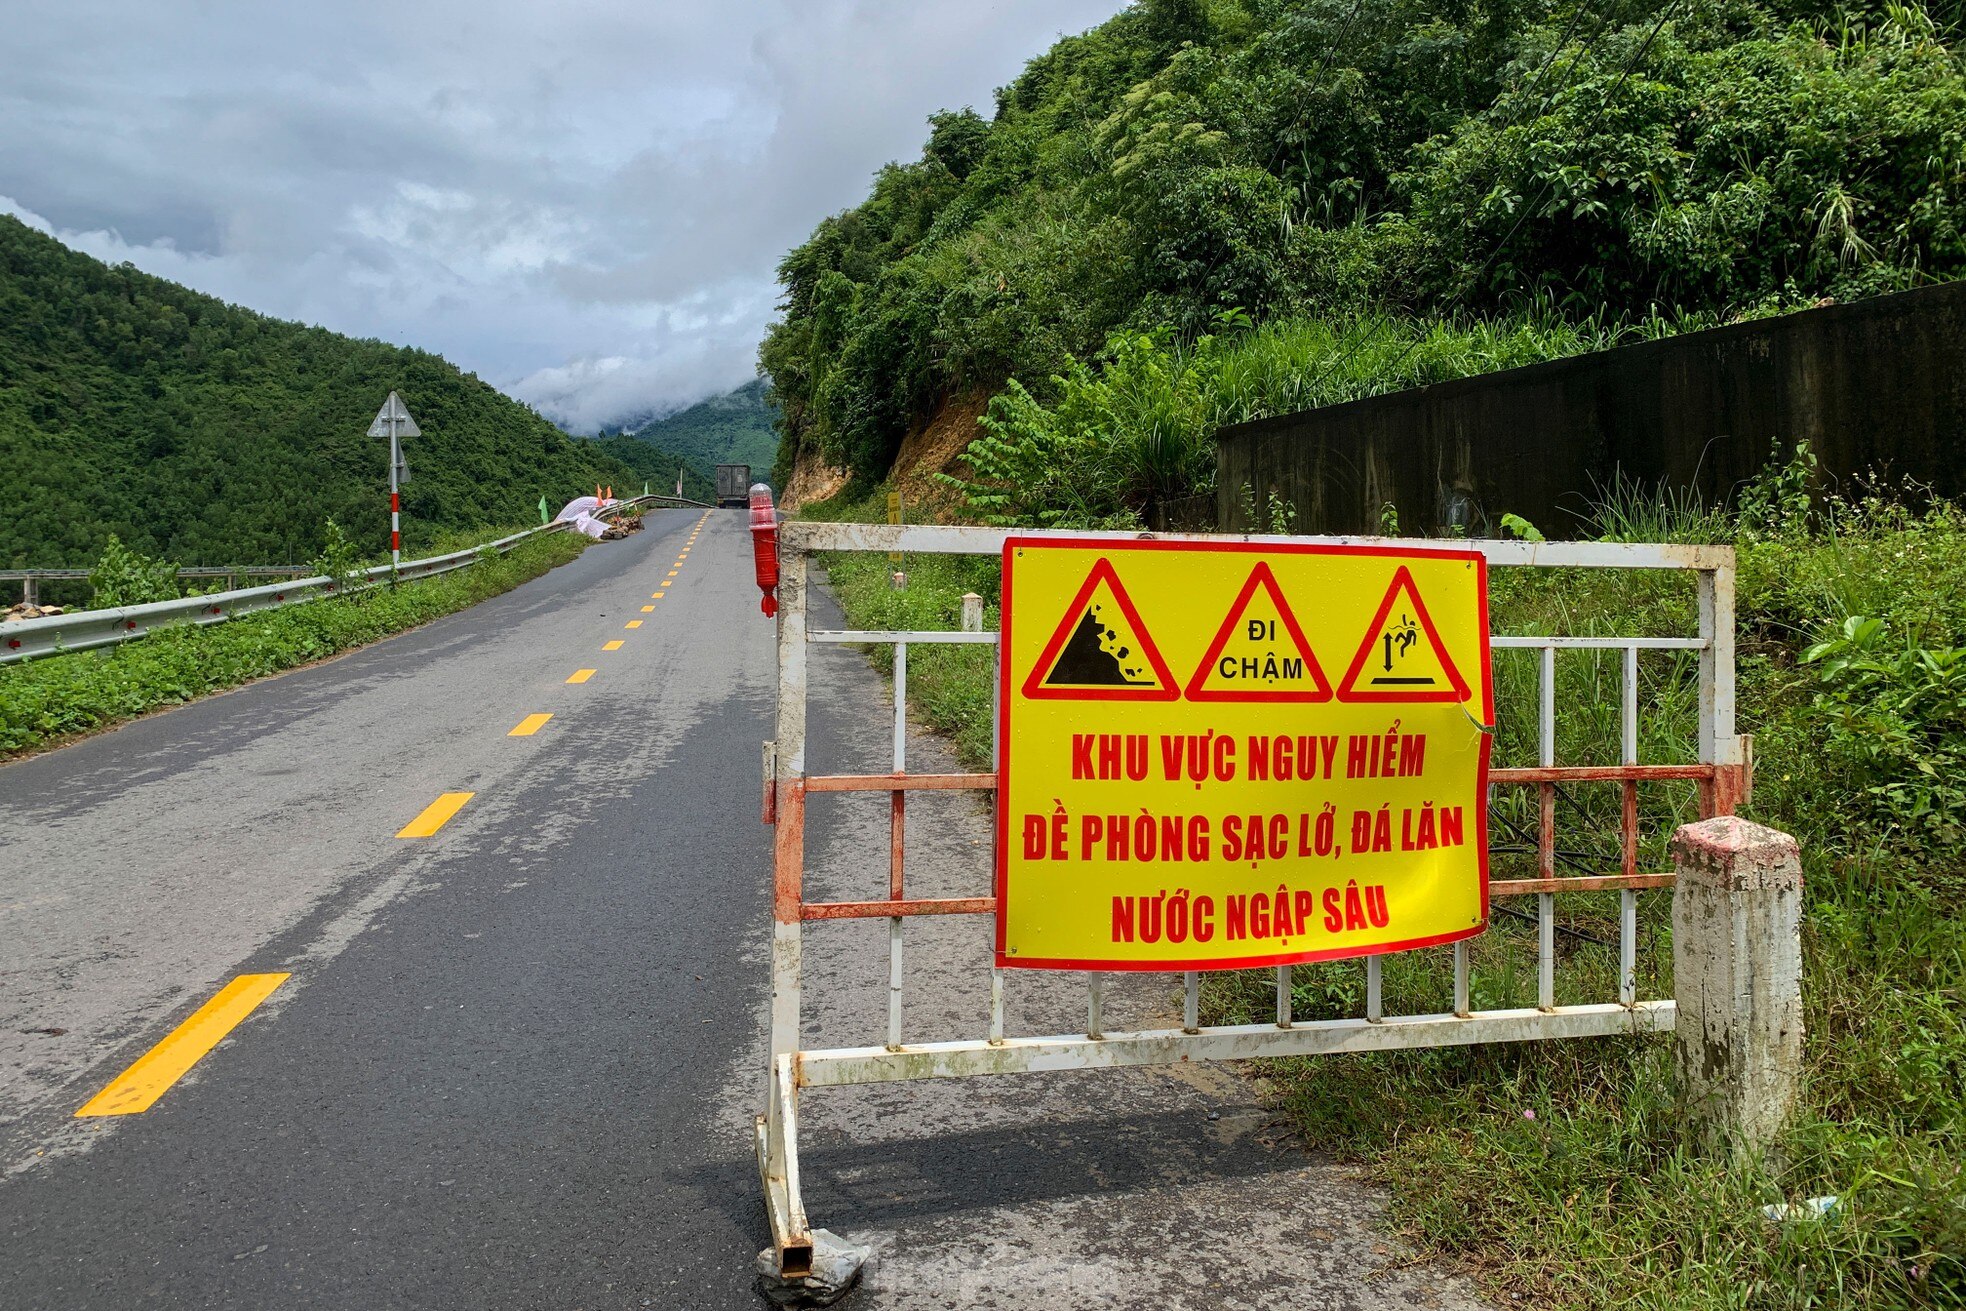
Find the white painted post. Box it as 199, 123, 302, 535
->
1670, 816, 1804, 1156
960, 592, 984, 634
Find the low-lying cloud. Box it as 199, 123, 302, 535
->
1, 1, 1124, 432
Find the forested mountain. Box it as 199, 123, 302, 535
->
762, 0, 1966, 517
0, 216, 666, 566
619, 380, 780, 476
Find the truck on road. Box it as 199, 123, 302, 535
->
715, 464, 751, 507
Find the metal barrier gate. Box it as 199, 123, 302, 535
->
757, 523, 1749, 1279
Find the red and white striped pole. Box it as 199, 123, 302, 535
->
389, 449, 401, 575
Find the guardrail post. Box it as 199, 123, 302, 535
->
1670, 816, 1804, 1157
22, 577, 36, 608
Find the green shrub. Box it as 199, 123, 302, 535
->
87, 534, 181, 608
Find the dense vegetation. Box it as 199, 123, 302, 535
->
777, 4, 1966, 1302
762, 0, 1966, 513
0, 215, 694, 566
0, 528, 588, 758
612, 379, 779, 480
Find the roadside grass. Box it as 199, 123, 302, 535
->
801, 479, 1966, 1309
0, 530, 586, 759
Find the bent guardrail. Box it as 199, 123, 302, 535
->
1, 494, 711, 665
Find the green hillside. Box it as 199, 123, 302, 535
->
762, 0, 1966, 515
0, 215, 654, 566
624, 379, 779, 476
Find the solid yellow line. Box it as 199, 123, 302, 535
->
397, 791, 475, 837
76, 973, 290, 1117
603, 639, 625, 651
567, 669, 596, 684
625, 620, 643, 629
509, 713, 554, 736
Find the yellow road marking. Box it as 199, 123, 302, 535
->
76, 973, 291, 1117
398, 791, 476, 837
625, 620, 643, 629
651, 591, 665, 598
641, 605, 655, 613
509, 713, 554, 736
603, 639, 626, 650
665, 572, 678, 579
567, 669, 597, 684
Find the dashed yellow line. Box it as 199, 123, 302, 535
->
640, 605, 655, 613
651, 591, 665, 599
567, 669, 597, 685
603, 639, 626, 650
398, 791, 475, 837
510, 713, 554, 736
75, 973, 291, 1117
625, 620, 643, 630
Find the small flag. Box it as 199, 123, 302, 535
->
539, 495, 550, 524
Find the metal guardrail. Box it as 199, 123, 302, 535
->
5, 567, 312, 607
1, 494, 711, 665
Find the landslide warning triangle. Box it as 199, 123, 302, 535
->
1021, 557, 1178, 701
1185, 561, 1332, 703
1336, 565, 1473, 703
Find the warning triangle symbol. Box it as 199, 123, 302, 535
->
1185, 562, 1332, 703
1336, 566, 1473, 703
1022, 558, 1178, 701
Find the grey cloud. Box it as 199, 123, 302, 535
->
1, 1, 1126, 431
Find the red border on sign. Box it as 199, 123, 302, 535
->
1335, 564, 1473, 703
1018, 555, 1179, 702
1184, 559, 1334, 703
995, 536, 1493, 972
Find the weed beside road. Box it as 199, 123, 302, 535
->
0, 530, 586, 759
807, 479, 1966, 1310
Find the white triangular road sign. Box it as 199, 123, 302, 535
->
367, 391, 421, 438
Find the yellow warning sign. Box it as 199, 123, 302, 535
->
997, 538, 1492, 971
1185, 561, 1331, 703
1335, 566, 1473, 703
1020, 557, 1178, 701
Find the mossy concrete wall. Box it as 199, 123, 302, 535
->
1214, 281, 1966, 536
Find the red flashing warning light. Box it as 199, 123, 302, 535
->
749, 483, 780, 618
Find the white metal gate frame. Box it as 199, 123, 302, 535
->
757, 522, 1750, 1278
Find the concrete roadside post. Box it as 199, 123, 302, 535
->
1669, 816, 1805, 1157
960, 591, 983, 634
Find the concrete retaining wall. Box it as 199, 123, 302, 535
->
1214, 281, 1966, 536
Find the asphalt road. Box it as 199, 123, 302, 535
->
0, 508, 1490, 1310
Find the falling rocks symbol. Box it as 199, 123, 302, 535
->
1047, 604, 1151, 687
1020, 555, 1178, 702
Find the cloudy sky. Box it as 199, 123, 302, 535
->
1, 1, 1125, 431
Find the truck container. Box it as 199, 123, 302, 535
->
715, 464, 751, 507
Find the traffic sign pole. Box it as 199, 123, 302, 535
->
368, 392, 420, 579
389, 450, 401, 576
